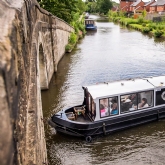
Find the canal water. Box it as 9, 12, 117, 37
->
42, 15, 165, 165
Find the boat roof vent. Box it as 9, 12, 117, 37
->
160, 82, 164, 86
104, 82, 108, 85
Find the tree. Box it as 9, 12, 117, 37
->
97, 0, 113, 14
37, 0, 86, 23
77, 0, 87, 13
86, 2, 98, 13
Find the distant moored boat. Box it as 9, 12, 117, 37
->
85, 19, 97, 31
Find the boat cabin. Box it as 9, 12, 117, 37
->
83, 76, 165, 121
85, 19, 97, 30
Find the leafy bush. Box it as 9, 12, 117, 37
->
118, 11, 125, 17
137, 16, 144, 24
69, 32, 77, 44
65, 44, 73, 52
147, 24, 153, 31
142, 10, 147, 18
157, 24, 164, 30
112, 17, 121, 22
108, 10, 118, 18
154, 30, 164, 37
142, 23, 146, 27
142, 27, 150, 33
129, 24, 143, 31
120, 18, 138, 26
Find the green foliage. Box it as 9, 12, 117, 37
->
69, 32, 78, 44
120, 18, 138, 26
97, 0, 113, 14
137, 16, 144, 24
65, 44, 73, 52
108, 11, 118, 17
142, 23, 146, 27
77, 0, 87, 13
65, 32, 78, 52
70, 13, 86, 36
86, 2, 98, 13
142, 10, 147, 18
157, 24, 164, 30
112, 17, 121, 22
108, 9, 165, 38
118, 11, 126, 17
37, 0, 86, 23
142, 27, 150, 33
154, 30, 164, 37
129, 24, 143, 31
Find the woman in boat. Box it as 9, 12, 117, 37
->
111, 99, 118, 115
138, 98, 149, 109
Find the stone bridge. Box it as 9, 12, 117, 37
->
0, 0, 74, 164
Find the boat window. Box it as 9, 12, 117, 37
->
100, 98, 109, 117
120, 93, 137, 113
138, 91, 153, 109
100, 96, 118, 118
156, 88, 165, 106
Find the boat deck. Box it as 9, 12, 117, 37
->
66, 112, 93, 123
76, 115, 92, 123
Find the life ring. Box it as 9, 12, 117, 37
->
85, 136, 92, 143
161, 91, 165, 101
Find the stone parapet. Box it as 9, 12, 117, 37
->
0, 0, 74, 164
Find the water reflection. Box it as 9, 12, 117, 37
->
47, 120, 165, 165
42, 15, 165, 165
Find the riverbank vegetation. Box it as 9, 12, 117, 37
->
108, 11, 165, 38
85, 0, 113, 15
37, 0, 86, 52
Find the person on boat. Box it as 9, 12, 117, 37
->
129, 94, 138, 110
100, 104, 109, 117
111, 99, 118, 115
100, 104, 105, 117
121, 97, 131, 112
130, 94, 137, 105
138, 98, 149, 109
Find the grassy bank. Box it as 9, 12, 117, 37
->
65, 14, 86, 53
108, 11, 165, 38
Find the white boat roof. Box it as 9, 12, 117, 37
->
85, 19, 95, 21
83, 76, 165, 99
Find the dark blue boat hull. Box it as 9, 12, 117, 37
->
50, 106, 165, 139
85, 26, 97, 31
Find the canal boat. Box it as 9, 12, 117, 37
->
49, 76, 165, 142
85, 19, 97, 31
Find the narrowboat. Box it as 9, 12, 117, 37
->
85, 19, 97, 31
49, 76, 165, 142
